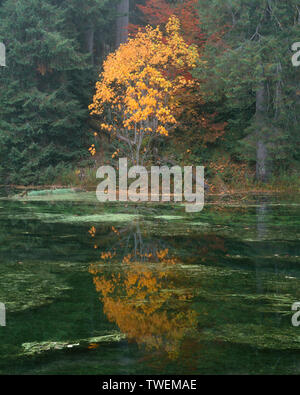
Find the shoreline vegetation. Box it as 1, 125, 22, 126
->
2, 180, 299, 198
1, 168, 299, 197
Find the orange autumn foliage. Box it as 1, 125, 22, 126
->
89, 16, 202, 161
131, 0, 204, 46
130, 1, 227, 147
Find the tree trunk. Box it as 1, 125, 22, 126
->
255, 81, 269, 182
85, 27, 94, 64
115, 0, 129, 48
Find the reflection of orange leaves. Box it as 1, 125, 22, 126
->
88, 343, 99, 350
156, 249, 168, 260
92, 276, 114, 295
122, 253, 132, 264
88, 226, 96, 237
111, 226, 120, 235
89, 247, 198, 360
101, 251, 116, 260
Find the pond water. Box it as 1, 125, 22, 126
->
0, 190, 300, 374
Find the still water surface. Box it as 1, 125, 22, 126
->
0, 190, 300, 374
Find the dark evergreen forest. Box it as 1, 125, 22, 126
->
0, 0, 299, 190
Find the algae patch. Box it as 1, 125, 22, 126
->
21, 332, 126, 356
202, 324, 300, 350
36, 213, 140, 224
0, 262, 77, 312
27, 189, 79, 197
154, 215, 184, 220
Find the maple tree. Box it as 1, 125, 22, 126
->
129, 1, 227, 156
89, 15, 200, 165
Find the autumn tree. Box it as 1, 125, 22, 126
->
130, 0, 227, 165
89, 16, 199, 165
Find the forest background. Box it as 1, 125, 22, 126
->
0, 0, 299, 193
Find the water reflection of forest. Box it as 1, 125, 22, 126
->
88, 220, 227, 361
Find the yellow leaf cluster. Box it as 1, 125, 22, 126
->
88, 144, 96, 156
89, 15, 200, 138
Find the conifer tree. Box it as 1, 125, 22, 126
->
0, 0, 117, 184
196, 0, 300, 180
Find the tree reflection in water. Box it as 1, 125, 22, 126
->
88, 220, 198, 361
